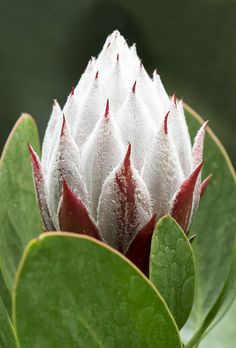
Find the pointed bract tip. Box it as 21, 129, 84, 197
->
107, 42, 111, 48
132, 81, 137, 94
27, 144, 40, 171
194, 160, 204, 177
140, 60, 143, 68
124, 142, 132, 169
200, 174, 212, 197
153, 69, 159, 76
104, 99, 110, 119
95, 71, 99, 79
70, 87, 75, 97
170, 160, 204, 232
27, 142, 33, 154
28, 143, 36, 162
60, 114, 66, 137
203, 120, 209, 130
173, 94, 177, 106
164, 111, 170, 134
116, 53, 119, 62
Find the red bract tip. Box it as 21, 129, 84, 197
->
60, 115, 66, 137
70, 87, 75, 96
124, 143, 132, 170
28, 144, 40, 171
173, 94, 177, 106
116, 53, 119, 62
170, 161, 204, 232
28, 144, 55, 231
59, 179, 101, 239
203, 120, 209, 130
104, 99, 110, 119
95, 71, 99, 79
200, 174, 212, 198
132, 81, 137, 94
164, 111, 170, 135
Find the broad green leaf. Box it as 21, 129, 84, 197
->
182, 104, 236, 343
13, 233, 182, 348
0, 296, 18, 348
150, 216, 195, 329
0, 114, 41, 292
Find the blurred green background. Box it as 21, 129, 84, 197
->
0, 0, 235, 164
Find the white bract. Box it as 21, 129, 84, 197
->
29, 30, 208, 260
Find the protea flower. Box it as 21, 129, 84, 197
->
29, 30, 210, 273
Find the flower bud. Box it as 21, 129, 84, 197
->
29, 30, 210, 273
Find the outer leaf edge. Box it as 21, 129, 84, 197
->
0, 113, 40, 159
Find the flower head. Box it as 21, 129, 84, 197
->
29, 30, 210, 273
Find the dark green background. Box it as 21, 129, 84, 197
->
0, 0, 235, 164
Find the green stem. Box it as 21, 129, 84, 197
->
185, 327, 205, 348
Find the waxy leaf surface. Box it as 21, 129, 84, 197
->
14, 233, 182, 348
0, 114, 41, 291
150, 216, 195, 329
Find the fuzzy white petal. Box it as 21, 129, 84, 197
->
97, 146, 152, 253
41, 100, 63, 172
116, 83, 156, 171
74, 73, 105, 148
47, 117, 87, 228
142, 116, 184, 218
81, 102, 124, 220
74, 57, 96, 99
136, 65, 164, 125
63, 92, 80, 128
153, 70, 170, 112
168, 99, 193, 177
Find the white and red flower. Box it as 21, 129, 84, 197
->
29, 31, 210, 273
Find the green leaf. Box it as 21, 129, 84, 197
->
0, 296, 18, 348
182, 104, 236, 343
13, 233, 182, 348
199, 296, 236, 348
0, 114, 42, 292
150, 216, 195, 329
0, 269, 11, 316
